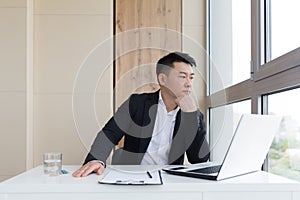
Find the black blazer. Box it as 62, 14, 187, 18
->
84, 90, 209, 165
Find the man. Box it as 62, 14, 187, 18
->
73, 52, 209, 177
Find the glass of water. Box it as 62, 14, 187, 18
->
43, 152, 62, 176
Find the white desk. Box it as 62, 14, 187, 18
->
0, 165, 300, 200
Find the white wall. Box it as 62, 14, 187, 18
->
0, 0, 113, 181
0, 0, 27, 182
33, 0, 113, 166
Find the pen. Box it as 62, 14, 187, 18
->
146, 171, 152, 178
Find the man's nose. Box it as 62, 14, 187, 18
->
185, 77, 192, 87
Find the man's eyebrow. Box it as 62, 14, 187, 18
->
179, 72, 194, 75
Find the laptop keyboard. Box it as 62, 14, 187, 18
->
189, 165, 222, 174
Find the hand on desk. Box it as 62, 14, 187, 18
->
72, 162, 105, 177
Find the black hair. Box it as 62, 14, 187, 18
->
156, 52, 196, 76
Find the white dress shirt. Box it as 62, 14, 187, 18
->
141, 91, 179, 165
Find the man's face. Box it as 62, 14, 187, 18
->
161, 62, 194, 98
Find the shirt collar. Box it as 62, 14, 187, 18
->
159, 91, 180, 116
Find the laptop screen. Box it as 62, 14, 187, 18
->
217, 114, 282, 180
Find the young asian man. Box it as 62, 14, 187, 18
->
73, 52, 209, 177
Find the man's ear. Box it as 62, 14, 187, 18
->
158, 73, 166, 85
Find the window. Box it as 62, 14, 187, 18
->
268, 88, 300, 181
207, 0, 300, 181
270, 0, 300, 60
209, 0, 251, 94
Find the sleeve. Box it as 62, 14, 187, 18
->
185, 111, 210, 163
168, 110, 210, 164
83, 95, 137, 165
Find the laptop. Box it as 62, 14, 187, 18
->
163, 114, 282, 181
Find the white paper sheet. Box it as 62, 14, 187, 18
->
98, 168, 163, 185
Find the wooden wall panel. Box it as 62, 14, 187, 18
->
115, 0, 182, 108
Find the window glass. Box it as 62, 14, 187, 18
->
209, 0, 251, 93
270, 0, 300, 59
268, 88, 300, 181
210, 100, 251, 162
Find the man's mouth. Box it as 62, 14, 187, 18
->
183, 90, 191, 94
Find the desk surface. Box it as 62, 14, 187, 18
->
1, 165, 300, 200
